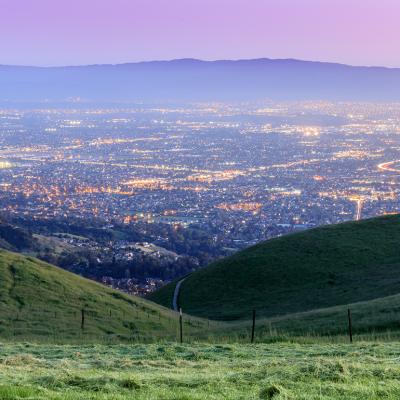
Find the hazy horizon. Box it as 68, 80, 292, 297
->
2, 56, 400, 70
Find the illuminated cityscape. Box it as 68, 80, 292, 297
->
1, 101, 400, 292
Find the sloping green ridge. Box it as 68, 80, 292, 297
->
150, 215, 400, 320
0, 249, 197, 342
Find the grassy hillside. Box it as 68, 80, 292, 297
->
218, 291, 400, 341
0, 249, 210, 342
150, 215, 400, 320
1, 341, 400, 399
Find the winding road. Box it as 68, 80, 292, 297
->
172, 278, 186, 311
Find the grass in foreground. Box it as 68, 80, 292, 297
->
1, 341, 400, 399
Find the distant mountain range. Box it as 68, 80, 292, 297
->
1, 58, 400, 104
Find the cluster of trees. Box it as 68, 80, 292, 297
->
0, 222, 41, 251
0, 214, 225, 283
68, 254, 198, 281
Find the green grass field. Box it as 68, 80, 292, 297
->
1, 341, 400, 399
150, 215, 400, 320
2, 220, 400, 343
221, 293, 400, 342
3, 218, 400, 399
0, 249, 215, 342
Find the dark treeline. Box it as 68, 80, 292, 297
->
0, 213, 225, 283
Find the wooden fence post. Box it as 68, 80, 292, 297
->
347, 308, 353, 343
179, 308, 183, 343
251, 309, 256, 343
81, 308, 85, 332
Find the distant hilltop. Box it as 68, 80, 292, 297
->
149, 215, 400, 321
1, 58, 400, 104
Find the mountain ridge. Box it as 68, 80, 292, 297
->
2, 58, 400, 103
1, 57, 398, 70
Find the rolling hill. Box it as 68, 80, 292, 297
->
149, 215, 400, 321
2, 58, 400, 104
4, 215, 400, 343
0, 249, 208, 342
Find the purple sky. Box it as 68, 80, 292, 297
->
1, 0, 399, 67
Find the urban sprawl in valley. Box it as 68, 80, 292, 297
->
0, 101, 399, 294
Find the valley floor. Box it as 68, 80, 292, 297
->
1, 341, 400, 399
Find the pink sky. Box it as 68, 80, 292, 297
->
0, 0, 399, 67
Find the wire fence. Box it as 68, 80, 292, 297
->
0, 303, 392, 345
